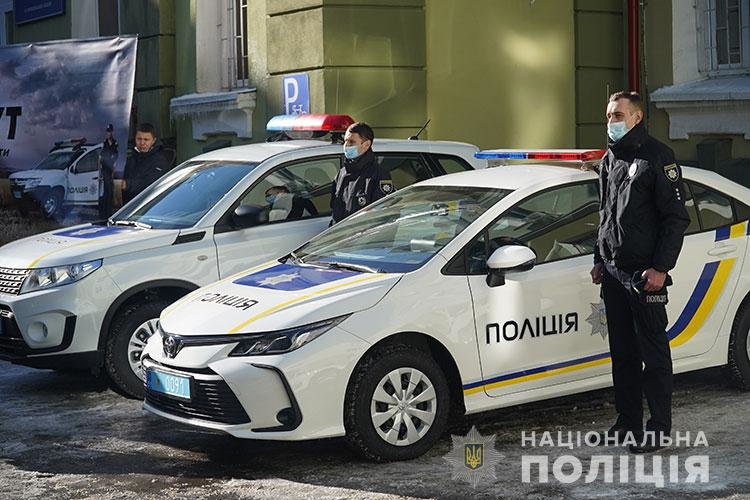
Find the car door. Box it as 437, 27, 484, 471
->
466, 180, 609, 397
67, 148, 101, 203
213, 155, 340, 278
667, 180, 748, 358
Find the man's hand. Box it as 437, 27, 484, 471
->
591, 263, 604, 284
642, 268, 666, 291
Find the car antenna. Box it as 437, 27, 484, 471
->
408, 119, 431, 140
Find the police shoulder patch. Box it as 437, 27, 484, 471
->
663, 163, 680, 182
379, 179, 394, 194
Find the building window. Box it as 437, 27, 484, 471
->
228, 0, 249, 88
703, 0, 750, 73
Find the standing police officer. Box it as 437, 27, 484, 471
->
330, 122, 394, 224
591, 91, 690, 453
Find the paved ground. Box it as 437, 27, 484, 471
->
1, 361, 749, 499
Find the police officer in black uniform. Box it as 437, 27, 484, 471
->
591, 91, 690, 453
99, 124, 118, 217
330, 122, 394, 224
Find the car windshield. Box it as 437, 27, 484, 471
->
34, 151, 80, 170
113, 161, 258, 229
296, 185, 511, 273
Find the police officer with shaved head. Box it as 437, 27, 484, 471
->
330, 122, 394, 224
591, 91, 691, 453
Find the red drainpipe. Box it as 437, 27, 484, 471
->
628, 0, 640, 93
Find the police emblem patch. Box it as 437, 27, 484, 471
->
357, 195, 367, 207
443, 425, 503, 488
664, 163, 679, 182
379, 180, 394, 194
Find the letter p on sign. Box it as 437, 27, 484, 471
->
282, 73, 310, 115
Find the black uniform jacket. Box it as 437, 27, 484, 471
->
330, 149, 394, 223
123, 145, 171, 197
594, 122, 690, 273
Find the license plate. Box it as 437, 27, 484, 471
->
146, 369, 191, 399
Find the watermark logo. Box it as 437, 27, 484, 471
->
443, 426, 503, 488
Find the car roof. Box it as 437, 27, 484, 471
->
189, 139, 480, 163
417, 164, 597, 190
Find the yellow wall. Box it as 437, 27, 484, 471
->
425, 0, 576, 149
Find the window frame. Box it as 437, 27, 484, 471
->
701, 0, 750, 75
685, 180, 744, 232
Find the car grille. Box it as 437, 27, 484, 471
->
0, 305, 28, 355
145, 365, 250, 425
0, 267, 31, 295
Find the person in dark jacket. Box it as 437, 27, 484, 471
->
330, 122, 394, 224
99, 124, 118, 216
591, 91, 691, 453
122, 123, 170, 204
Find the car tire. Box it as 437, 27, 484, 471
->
726, 304, 750, 390
344, 343, 450, 462
41, 188, 64, 220
105, 299, 170, 399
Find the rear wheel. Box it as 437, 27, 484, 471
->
344, 344, 450, 462
105, 299, 170, 398
726, 304, 750, 390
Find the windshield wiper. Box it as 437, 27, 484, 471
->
113, 219, 152, 230
324, 261, 380, 274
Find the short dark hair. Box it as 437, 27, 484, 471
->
346, 122, 374, 143
136, 123, 157, 136
609, 91, 644, 112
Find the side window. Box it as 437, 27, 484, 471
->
75, 150, 100, 173
467, 182, 600, 273
376, 154, 432, 189
689, 182, 733, 230
734, 199, 750, 221
238, 157, 338, 224
683, 182, 701, 234
432, 155, 473, 175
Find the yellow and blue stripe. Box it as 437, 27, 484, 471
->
463, 221, 746, 396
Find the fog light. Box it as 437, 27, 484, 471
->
27, 321, 49, 342
276, 407, 295, 426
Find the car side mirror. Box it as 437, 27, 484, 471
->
232, 204, 268, 229
486, 245, 536, 287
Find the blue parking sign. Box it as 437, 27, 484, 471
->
283, 73, 310, 115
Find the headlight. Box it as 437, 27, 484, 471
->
20, 259, 102, 294
228, 315, 349, 356
25, 179, 41, 188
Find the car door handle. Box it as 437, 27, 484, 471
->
708, 244, 737, 256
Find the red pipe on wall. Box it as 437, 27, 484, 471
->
627, 0, 640, 93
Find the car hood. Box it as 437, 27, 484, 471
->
0, 224, 180, 269
9, 170, 64, 182
160, 262, 402, 335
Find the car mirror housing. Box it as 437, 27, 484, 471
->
486, 245, 536, 287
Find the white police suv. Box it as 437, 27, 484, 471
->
0, 114, 485, 398
9, 139, 104, 219
142, 150, 750, 462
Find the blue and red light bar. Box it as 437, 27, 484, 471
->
266, 114, 355, 133
475, 149, 607, 161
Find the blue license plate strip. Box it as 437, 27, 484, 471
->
147, 369, 192, 400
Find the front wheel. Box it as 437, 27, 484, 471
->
726, 304, 750, 390
40, 189, 63, 220
344, 344, 450, 462
105, 299, 170, 398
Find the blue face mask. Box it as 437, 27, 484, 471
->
344, 145, 361, 160
265, 194, 276, 205
607, 121, 630, 142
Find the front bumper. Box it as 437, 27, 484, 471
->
0, 269, 119, 368
141, 324, 371, 440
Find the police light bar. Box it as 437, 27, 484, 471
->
266, 114, 355, 132
475, 149, 606, 161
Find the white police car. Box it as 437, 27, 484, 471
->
0, 114, 485, 398
141, 149, 750, 462
9, 139, 104, 219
